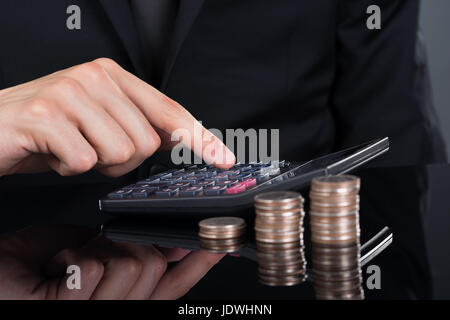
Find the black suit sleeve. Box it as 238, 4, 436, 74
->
331, 0, 447, 165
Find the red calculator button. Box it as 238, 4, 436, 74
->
242, 178, 256, 188
226, 183, 246, 194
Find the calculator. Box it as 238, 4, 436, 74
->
99, 137, 389, 215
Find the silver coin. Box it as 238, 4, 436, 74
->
309, 210, 359, 217
198, 217, 246, 231
254, 191, 304, 204
312, 175, 360, 185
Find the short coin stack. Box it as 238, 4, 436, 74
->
198, 217, 246, 253
309, 175, 364, 300
254, 191, 307, 286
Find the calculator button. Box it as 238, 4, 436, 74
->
179, 187, 203, 197
216, 180, 238, 187
108, 189, 133, 199
236, 165, 252, 171
160, 177, 183, 184
131, 187, 158, 198
193, 181, 215, 188
256, 174, 270, 183
182, 177, 202, 184
191, 173, 207, 180
226, 183, 246, 194
145, 182, 168, 189
159, 173, 173, 179
235, 173, 252, 181
261, 166, 280, 176
172, 182, 191, 189
122, 184, 137, 190
203, 177, 218, 183
174, 171, 195, 178
155, 188, 179, 197
270, 160, 285, 167
125, 184, 154, 190
268, 167, 281, 175
204, 186, 227, 195
212, 174, 230, 181
220, 170, 240, 176
137, 178, 160, 184
203, 170, 217, 178
242, 178, 256, 188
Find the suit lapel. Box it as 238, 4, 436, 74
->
160, 0, 206, 91
99, 0, 147, 80
99, 0, 205, 87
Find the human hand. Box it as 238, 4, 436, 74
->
0, 58, 235, 177
0, 226, 224, 300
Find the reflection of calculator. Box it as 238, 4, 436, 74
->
102, 218, 393, 269
99, 137, 389, 215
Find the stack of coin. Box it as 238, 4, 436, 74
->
309, 175, 364, 300
198, 217, 246, 253
254, 191, 307, 286
311, 243, 363, 300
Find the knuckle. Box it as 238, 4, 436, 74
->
93, 57, 119, 70
117, 257, 142, 278
23, 97, 56, 121
63, 150, 97, 175
138, 130, 161, 158
109, 140, 135, 164
81, 259, 104, 281
75, 150, 98, 172
77, 61, 107, 82
151, 249, 168, 278
51, 77, 82, 97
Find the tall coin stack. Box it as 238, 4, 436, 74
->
254, 191, 307, 286
198, 217, 246, 253
309, 175, 364, 300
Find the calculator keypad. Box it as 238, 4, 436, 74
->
107, 161, 288, 199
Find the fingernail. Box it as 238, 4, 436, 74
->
202, 138, 236, 167
215, 143, 236, 167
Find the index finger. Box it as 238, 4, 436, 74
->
149, 250, 225, 300
94, 58, 236, 169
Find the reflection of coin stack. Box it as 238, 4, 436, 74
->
198, 217, 246, 253
309, 175, 364, 300
254, 191, 306, 286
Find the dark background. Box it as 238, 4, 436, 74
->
420, 0, 450, 299
420, 0, 450, 156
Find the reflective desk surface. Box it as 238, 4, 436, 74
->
1, 164, 449, 299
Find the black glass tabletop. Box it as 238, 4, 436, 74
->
0, 165, 448, 299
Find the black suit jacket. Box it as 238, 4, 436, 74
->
0, 0, 447, 186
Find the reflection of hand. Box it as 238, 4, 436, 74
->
0, 226, 224, 300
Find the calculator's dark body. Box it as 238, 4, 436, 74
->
100, 138, 389, 216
